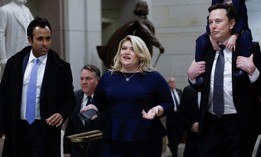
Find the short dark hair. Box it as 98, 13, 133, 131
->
81, 65, 101, 79
208, 3, 237, 22
27, 16, 52, 39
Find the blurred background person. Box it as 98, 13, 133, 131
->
166, 76, 183, 157
64, 64, 101, 157
178, 85, 200, 157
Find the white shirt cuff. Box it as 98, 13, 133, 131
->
249, 68, 260, 83
188, 78, 196, 84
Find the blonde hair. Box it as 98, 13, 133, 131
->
110, 35, 153, 73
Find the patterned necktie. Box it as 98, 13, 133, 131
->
26, 58, 40, 124
172, 90, 178, 111
213, 45, 225, 117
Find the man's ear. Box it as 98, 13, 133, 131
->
27, 36, 32, 44
229, 19, 236, 30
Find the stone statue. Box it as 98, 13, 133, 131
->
0, 0, 33, 79
97, 1, 165, 69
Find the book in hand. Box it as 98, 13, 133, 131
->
66, 130, 103, 143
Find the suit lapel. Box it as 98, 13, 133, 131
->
41, 52, 57, 96
76, 92, 86, 128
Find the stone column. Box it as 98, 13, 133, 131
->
63, 0, 102, 90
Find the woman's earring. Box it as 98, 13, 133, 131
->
139, 58, 143, 63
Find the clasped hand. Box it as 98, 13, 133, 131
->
142, 105, 164, 120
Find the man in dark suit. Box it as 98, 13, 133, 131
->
188, 3, 261, 157
166, 77, 183, 157
178, 85, 200, 157
64, 64, 101, 157
0, 17, 76, 157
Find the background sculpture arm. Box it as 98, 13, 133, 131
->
134, 20, 164, 54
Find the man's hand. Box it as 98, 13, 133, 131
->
0, 133, 5, 139
80, 104, 98, 120
188, 60, 206, 80
191, 122, 199, 133
159, 45, 165, 54
46, 113, 63, 127
64, 154, 71, 157
224, 34, 238, 51
236, 54, 255, 76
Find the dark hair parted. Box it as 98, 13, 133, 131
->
82, 64, 101, 79
208, 3, 238, 22
27, 16, 52, 39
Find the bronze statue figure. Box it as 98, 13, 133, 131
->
97, 1, 165, 69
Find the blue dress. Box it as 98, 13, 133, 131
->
92, 70, 174, 142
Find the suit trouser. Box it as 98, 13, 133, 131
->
99, 139, 162, 157
198, 113, 257, 157
17, 120, 45, 157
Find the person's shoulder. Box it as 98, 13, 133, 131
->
74, 90, 83, 97
0, 2, 16, 10
145, 70, 160, 76
183, 85, 192, 91
176, 88, 182, 92
74, 89, 82, 94
48, 49, 70, 66
7, 46, 31, 63
143, 70, 165, 80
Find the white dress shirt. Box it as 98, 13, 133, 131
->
171, 89, 180, 111
208, 47, 259, 115
21, 51, 47, 120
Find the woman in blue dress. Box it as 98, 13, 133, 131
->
81, 35, 174, 157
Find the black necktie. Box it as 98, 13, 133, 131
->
84, 96, 92, 130
213, 45, 225, 117
86, 96, 92, 106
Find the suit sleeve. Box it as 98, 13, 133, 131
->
63, 117, 73, 154
178, 86, 198, 131
57, 63, 76, 120
252, 42, 261, 95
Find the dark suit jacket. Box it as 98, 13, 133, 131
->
64, 90, 91, 156
0, 46, 76, 157
64, 90, 106, 157
193, 41, 261, 138
178, 85, 199, 157
166, 88, 182, 132
166, 88, 183, 147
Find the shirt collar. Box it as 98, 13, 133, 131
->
28, 50, 48, 65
